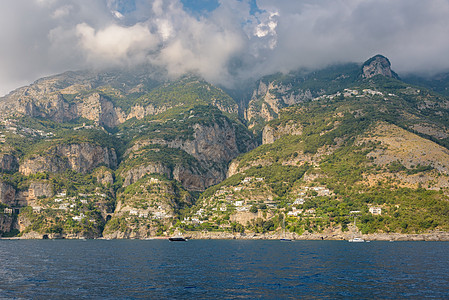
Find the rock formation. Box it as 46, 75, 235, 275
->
362, 54, 399, 79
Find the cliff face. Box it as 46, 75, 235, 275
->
245, 81, 312, 131
262, 121, 303, 145
0, 214, 16, 235
120, 119, 256, 191
200, 82, 449, 238
362, 55, 399, 79
0, 154, 18, 172
0, 73, 238, 128
2, 56, 449, 239
20, 143, 117, 176
0, 181, 16, 206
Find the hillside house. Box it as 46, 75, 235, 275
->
294, 198, 305, 205
369, 207, 382, 215
58, 204, 69, 210
72, 213, 85, 221
242, 177, 252, 184
287, 208, 303, 217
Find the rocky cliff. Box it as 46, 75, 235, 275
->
0, 214, 16, 236
361, 55, 399, 79
119, 116, 256, 191
0, 73, 238, 129
19, 143, 117, 176
1, 55, 449, 239
0, 181, 16, 206
197, 77, 449, 239
262, 121, 303, 145
245, 80, 312, 132
0, 154, 18, 173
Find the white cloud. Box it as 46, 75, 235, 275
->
1, 0, 449, 96
76, 22, 158, 66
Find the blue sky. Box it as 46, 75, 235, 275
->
180, 0, 220, 14
1, 0, 449, 95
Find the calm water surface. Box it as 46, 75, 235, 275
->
0, 240, 448, 299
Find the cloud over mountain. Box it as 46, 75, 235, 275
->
1, 0, 449, 95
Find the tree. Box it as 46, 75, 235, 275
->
250, 205, 258, 213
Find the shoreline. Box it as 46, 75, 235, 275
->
2, 231, 449, 241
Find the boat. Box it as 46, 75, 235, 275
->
348, 215, 367, 243
280, 214, 292, 241
349, 237, 365, 243
169, 236, 187, 242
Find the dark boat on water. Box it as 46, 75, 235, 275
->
280, 238, 292, 242
169, 237, 187, 242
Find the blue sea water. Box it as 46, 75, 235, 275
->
0, 240, 448, 299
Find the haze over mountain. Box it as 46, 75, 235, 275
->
2, 0, 449, 96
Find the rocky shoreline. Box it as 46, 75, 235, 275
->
186, 231, 449, 241
3, 230, 449, 241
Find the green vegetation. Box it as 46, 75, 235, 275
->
2, 62, 449, 239
135, 76, 237, 114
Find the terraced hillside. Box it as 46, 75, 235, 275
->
190, 75, 449, 238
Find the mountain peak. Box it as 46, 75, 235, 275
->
361, 54, 399, 79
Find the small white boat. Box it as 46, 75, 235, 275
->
348, 215, 367, 242
349, 237, 365, 243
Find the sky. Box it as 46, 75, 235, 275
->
1, 0, 449, 96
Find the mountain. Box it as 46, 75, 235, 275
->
189, 60, 449, 239
403, 71, 449, 97
244, 54, 400, 137
0, 71, 255, 238
1, 55, 449, 240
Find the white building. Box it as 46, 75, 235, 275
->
72, 213, 85, 222
369, 207, 382, 215
139, 212, 148, 218
294, 198, 305, 205
242, 177, 252, 184
287, 208, 303, 216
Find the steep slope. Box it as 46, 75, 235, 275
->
1, 55, 448, 239
103, 174, 192, 239
190, 75, 449, 239
115, 105, 255, 191
0, 70, 255, 238
0, 72, 237, 128
245, 55, 398, 135
403, 71, 449, 97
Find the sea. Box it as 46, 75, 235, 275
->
0, 239, 448, 299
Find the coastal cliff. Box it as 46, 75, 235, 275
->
0, 55, 449, 239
